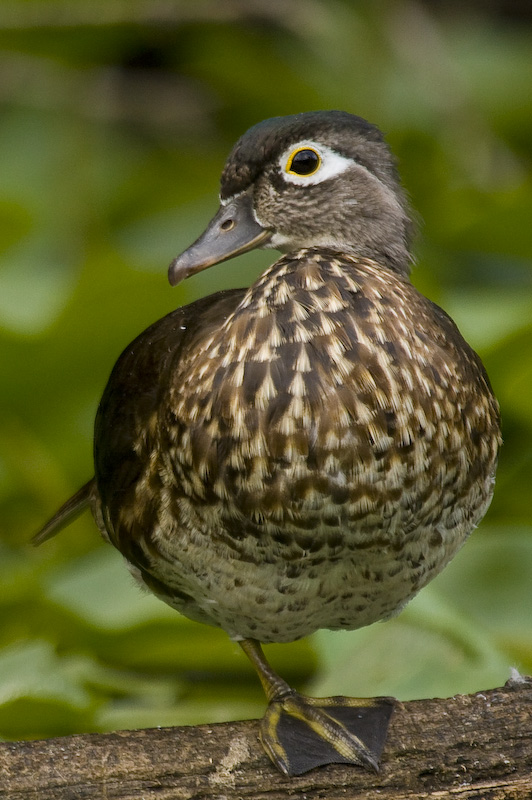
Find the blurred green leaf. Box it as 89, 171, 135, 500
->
45, 546, 178, 631
311, 525, 532, 701
435, 528, 532, 665
0, 241, 79, 335
311, 578, 510, 702
0, 640, 92, 738
443, 289, 532, 352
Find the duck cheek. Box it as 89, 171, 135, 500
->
252, 185, 283, 229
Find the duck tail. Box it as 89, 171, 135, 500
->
32, 478, 95, 545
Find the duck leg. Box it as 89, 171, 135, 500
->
238, 638, 394, 776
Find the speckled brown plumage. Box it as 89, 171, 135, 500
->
94, 246, 499, 644
36, 111, 501, 776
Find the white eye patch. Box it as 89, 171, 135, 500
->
279, 140, 353, 186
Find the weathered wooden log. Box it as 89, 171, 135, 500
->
0, 677, 530, 799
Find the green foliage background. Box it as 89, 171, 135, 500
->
1, 0, 531, 741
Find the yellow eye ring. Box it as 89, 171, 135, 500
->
286, 147, 321, 177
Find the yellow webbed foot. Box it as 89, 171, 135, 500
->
238, 639, 394, 776
260, 691, 394, 776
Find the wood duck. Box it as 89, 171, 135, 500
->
35, 111, 501, 776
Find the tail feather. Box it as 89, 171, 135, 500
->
32, 478, 95, 545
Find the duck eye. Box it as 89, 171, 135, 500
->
286, 147, 321, 176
